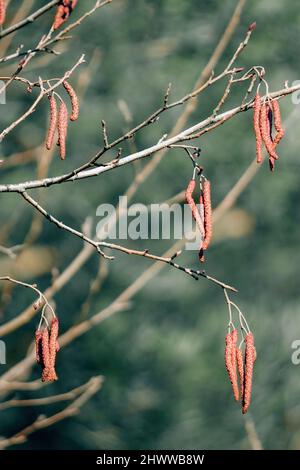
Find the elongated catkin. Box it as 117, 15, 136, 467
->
272, 99, 285, 145
63, 81, 79, 121
57, 101, 69, 160
236, 348, 244, 398
260, 103, 279, 161
185, 179, 205, 240
242, 332, 255, 414
231, 329, 239, 401
46, 94, 58, 150
253, 93, 263, 163
199, 179, 212, 262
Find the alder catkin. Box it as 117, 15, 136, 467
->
199, 179, 212, 262
47, 318, 59, 382
260, 102, 279, 162
253, 92, 263, 164
46, 94, 58, 150
185, 179, 205, 240
236, 348, 244, 398
0, 0, 6, 26
272, 99, 285, 145
266, 104, 275, 172
35, 330, 43, 364
53, 1, 77, 30
41, 328, 51, 382
225, 332, 239, 401
63, 81, 79, 121
57, 101, 69, 160
231, 329, 239, 402
242, 332, 255, 414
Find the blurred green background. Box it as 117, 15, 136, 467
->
1, 0, 300, 450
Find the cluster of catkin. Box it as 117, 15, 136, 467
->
53, 0, 78, 30
35, 318, 59, 383
0, 0, 7, 26
225, 330, 256, 414
253, 92, 285, 171
45, 81, 79, 159
185, 177, 213, 262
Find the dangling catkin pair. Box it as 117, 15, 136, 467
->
45, 81, 79, 160
35, 318, 60, 383
225, 330, 256, 414
253, 92, 285, 171
185, 176, 212, 263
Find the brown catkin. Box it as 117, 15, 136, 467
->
35, 330, 43, 364
253, 93, 263, 164
63, 81, 79, 121
236, 348, 244, 398
46, 94, 58, 150
185, 179, 205, 240
47, 317, 59, 382
260, 103, 279, 162
242, 332, 255, 414
57, 101, 68, 160
41, 328, 50, 382
266, 104, 275, 172
225, 332, 239, 401
53, 1, 77, 30
272, 99, 285, 145
0, 0, 6, 26
199, 179, 212, 262
231, 329, 239, 401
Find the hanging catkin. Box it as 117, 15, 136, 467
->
260, 103, 279, 162
236, 348, 244, 397
253, 92, 263, 164
231, 329, 239, 401
242, 332, 255, 414
199, 179, 212, 262
63, 81, 79, 121
53, 1, 77, 30
41, 328, 51, 382
35, 330, 43, 365
266, 104, 275, 172
185, 179, 205, 240
272, 99, 285, 145
225, 332, 239, 401
57, 101, 69, 160
47, 318, 59, 382
0, 0, 6, 26
46, 94, 58, 150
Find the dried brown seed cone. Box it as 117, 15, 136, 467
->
260, 103, 279, 161
63, 81, 79, 121
57, 101, 68, 160
242, 332, 255, 414
253, 93, 263, 164
0, 0, 6, 25
231, 329, 239, 402
236, 348, 244, 398
272, 99, 285, 145
46, 94, 58, 150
